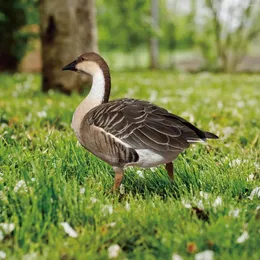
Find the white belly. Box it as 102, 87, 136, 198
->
131, 149, 173, 168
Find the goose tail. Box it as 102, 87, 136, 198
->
204, 131, 219, 139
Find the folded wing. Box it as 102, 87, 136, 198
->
84, 98, 210, 152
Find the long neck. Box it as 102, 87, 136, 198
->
71, 65, 111, 133
88, 65, 111, 104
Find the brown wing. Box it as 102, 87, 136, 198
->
84, 98, 208, 152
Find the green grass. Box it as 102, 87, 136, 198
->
0, 72, 259, 259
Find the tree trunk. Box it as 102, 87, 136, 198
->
150, 0, 159, 69
39, 0, 98, 93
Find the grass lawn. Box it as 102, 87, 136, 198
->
0, 72, 259, 259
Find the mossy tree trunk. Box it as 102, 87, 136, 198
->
150, 0, 159, 69
39, 0, 98, 93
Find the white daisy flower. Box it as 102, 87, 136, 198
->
172, 253, 183, 260
108, 244, 121, 259
102, 205, 113, 216
136, 170, 144, 178
119, 184, 125, 195
229, 209, 240, 218
60, 222, 78, 238
236, 230, 249, 244
0, 251, 6, 259
80, 187, 85, 194
125, 202, 131, 211
213, 196, 222, 208
14, 180, 28, 193
195, 250, 214, 260
249, 187, 260, 200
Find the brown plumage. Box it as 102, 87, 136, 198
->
62, 52, 218, 191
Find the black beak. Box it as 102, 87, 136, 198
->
62, 60, 77, 71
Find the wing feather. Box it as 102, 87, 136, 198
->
145, 121, 181, 137
84, 98, 206, 152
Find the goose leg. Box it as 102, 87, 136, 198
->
112, 167, 124, 191
165, 162, 174, 181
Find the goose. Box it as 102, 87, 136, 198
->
62, 52, 218, 191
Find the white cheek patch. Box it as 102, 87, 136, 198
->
76, 61, 100, 75
76, 61, 105, 101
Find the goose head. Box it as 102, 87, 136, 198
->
62, 52, 111, 104
62, 52, 109, 77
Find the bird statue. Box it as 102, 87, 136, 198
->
62, 52, 218, 191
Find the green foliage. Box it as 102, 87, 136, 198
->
97, 0, 196, 53
0, 72, 260, 259
160, 1, 195, 52
196, 24, 219, 71
97, 0, 151, 51
0, 0, 38, 71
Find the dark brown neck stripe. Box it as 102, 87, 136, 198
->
100, 61, 111, 103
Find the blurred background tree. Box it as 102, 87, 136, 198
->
1, 0, 260, 82
39, 0, 98, 93
199, 0, 260, 72
0, 0, 38, 71
150, 0, 159, 69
